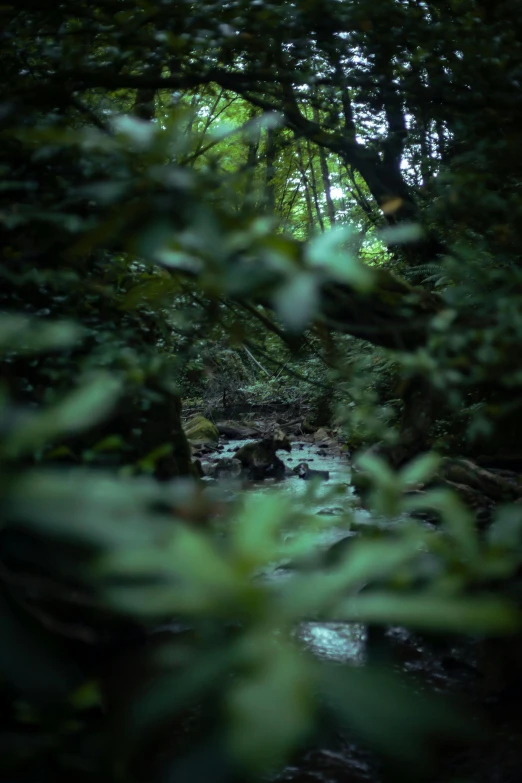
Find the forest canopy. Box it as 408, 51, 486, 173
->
2, 1, 522, 781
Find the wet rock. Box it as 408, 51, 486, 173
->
216, 421, 261, 439
294, 462, 330, 481
313, 428, 330, 442
184, 415, 219, 446
204, 457, 242, 479
316, 507, 345, 516
194, 444, 219, 457
300, 418, 317, 434
234, 430, 291, 481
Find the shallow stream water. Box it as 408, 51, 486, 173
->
201, 437, 522, 783
217, 438, 370, 662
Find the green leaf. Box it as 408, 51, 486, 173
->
487, 504, 522, 549
333, 592, 519, 634
90, 434, 125, 453
228, 637, 312, 771
208, 121, 237, 140
355, 453, 391, 481
319, 663, 469, 763
137, 442, 173, 473
167, 524, 240, 595
112, 115, 157, 148
280, 537, 420, 619
3, 469, 173, 548
331, 537, 421, 586
273, 272, 319, 332
152, 249, 203, 273
399, 452, 442, 487
244, 111, 285, 140
232, 492, 293, 570
4, 373, 124, 457
402, 489, 478, 558
0, 313, 85, 354
305, 226, 374, 291
355, 453, 402, 515
101, 524, 243, 618
377, 223, 424, 245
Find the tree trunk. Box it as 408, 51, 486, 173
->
265, 127, 277, 211
318, 146, 336, 226
387, 378, 441, 467
306, 140, 325, 232
296, 138, 314, 234
312, 106, 336, 226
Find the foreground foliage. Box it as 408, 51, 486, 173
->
2, 0, 522, 781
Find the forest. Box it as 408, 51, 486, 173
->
2, 0, 522, 781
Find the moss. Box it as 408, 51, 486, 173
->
184, 414, 219, 446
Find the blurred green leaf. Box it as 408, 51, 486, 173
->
356, 453, 396, 486
377, 223, 424, 245
319, 663, 468, 763
101, 523, 247, 618
137, 442, 173, 473
400, 452, 442, 487
3, 469, 174, 548
273, 272, 319, 333
403, 489, 478, 559
232, 492, 293, 571
487, 504, 522, 549
244, 111, 285, 141
112, 115, 157, 148
3, 373, 124, 457
209, 121, 238, 140
281, 537, 421, 619
90, 434, 125, 453
331, 537, 422, 586
305, 227, 374, 291
228, 636, 312, 771
0, 313, 85, 354
355, 453, 403, 516
333, 592, 519, 633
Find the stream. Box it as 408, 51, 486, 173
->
210, 439, 379, 779
236, 438, 369, 665
198, 435, 522, 783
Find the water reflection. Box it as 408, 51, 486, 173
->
297, 622, 365, 664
